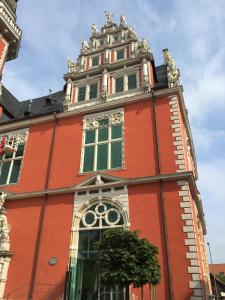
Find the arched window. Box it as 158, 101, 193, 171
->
72, 201, 128, 300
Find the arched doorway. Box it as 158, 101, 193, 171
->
71, 199, 129, 300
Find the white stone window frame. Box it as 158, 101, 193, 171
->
112, 66, 140, 94
0, 129, 28, 186
80, 108, 125, 174
0, 256, 11, 299
115, 46, 126, 62
76, 77, 100, 103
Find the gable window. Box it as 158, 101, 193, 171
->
113, 71, 138, 94
82, 109, 124, 173
92, 55, 99, 67
128, 73, 137, 90
0, 130, 28, 185
78, 86, 86, 102
115, 76, 124, 93
116, 49, 124, 60
89, 83, 98, 99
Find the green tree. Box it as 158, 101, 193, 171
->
97, 229, 161, 299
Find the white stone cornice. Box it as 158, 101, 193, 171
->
0, 86, 183, 134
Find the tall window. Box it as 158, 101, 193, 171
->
113, 72, 138, 94
77, 83, 98, 102
116, 49, 125, 60
0, 130, 27, 185
72, 201, 128, 300
128, 74, 137, 90
78, 86, 86, 102
82, 110, 124, 173
115, 77, 124, 93
89, 83, 98, 99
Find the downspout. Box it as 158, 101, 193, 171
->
28, 112, 58, 300
151, 89, 174, 299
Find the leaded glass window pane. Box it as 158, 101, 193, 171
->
98, 127, 108, 142
111, 124, 122, 139
83, 146, 94, 172
0, 161, 10, 185
15, 144, 24, 157
111, 141, 122, 168
117, 49, 124, 60
78, 86, 86, 102
9, 160, 21, 184
115, 77, 124, 93
90, 83, 98, 99
92, 55, 99, 66
97, 144, 108, 170
128, 74, 137, 90
85, 130, 95, 144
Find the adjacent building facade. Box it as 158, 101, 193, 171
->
0, 4, 212, 300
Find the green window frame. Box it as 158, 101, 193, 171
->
115, 76, 124, 93
128, 73, 137, 90
116, 49, 124, 60
92, 55, 99, 67
0, 137, 26, 186
82, 119, 123, 173
78, 86, 86, 102
89, 83, 98, 99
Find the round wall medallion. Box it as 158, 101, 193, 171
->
48, 257, 57, 266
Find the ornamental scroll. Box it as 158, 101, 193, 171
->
83, 109, 124, 131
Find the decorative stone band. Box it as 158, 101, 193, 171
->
0, 128, 28, 147
83, 107, 124, 130
177, 180, 204, 299
169, 95, 186, 173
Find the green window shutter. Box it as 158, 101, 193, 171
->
111, 141, 122, 168
85, 130, 95, 144
115, 77, 124, 93
78, 87, 86, 102
111, 124, 122, 139
0, 161, 11, 185
83, 146, 94, 172
97, 144, 108, 170
9, 160, 22, 184
117, 49, 124, 60
98, 127, 108, 142
89, 83, 98, 99
92, 56, 99, 66
128, 74, 137, 90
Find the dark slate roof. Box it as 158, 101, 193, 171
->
0, 86, 65, 125
154, 64, 168, 90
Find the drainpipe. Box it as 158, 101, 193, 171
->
151, 89, 174, 299
28, 113, 58, 300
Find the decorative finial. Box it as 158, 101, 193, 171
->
163, 49, 180, 87
81, 39, 90, 51
120, 15, 127, 27
91, 24, 98, 36
104, 11, 113, 25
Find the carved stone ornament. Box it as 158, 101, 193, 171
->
0, 192, 7, 211
84, 110, 124, 130
163, 49, 180, 87
0, 214, 10, 250
104, 11, 114, 25
0, 130, 28, 148
81, 39, 90, 52
120, 15, 127, 27
91, 24, 98, 36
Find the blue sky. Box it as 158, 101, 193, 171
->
3, 0, 225, 262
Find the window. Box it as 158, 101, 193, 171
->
69, 201, 128, 299
128, 73, 137, 90
116, 49, 124, 60
114, 72, 138, 94
78, 86, 86, 102
82, 109, 124, 173
115, 76, 124, 93
92, 55, 99, 67
0, 130, 28, 185
89, 83, 98, 99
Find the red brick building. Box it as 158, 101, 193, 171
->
0, 4, 212, 300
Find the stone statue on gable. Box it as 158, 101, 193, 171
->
91, 24, 98, 36
104, 11, 113, 25
120, 15, 127, 27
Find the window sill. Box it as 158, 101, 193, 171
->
79, 166, 126, 176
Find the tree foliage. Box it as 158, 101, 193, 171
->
97, 229, 161, 288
